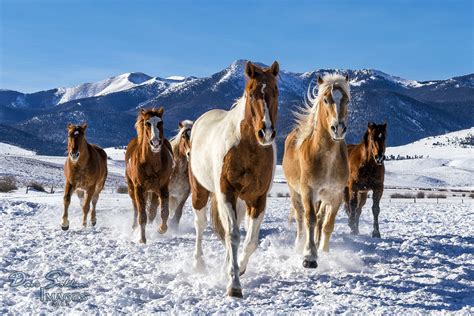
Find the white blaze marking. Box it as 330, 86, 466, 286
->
74, 131, 79, 136
379, 133, 382, 138
261, 84, 272, 129
147, 116, 162, 139
332, 89, 343, 115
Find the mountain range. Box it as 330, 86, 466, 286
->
1, 60, 472, 159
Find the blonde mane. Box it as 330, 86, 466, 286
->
170, 120, 193, 150
294, 73, 350, 146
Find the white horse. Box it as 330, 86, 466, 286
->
188, 61, 279, 298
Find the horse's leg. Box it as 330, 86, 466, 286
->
134, 186, 147, 243
171, 191, 188, 227
348, 189, 359, 234
127, 178, 138, 230
158, 186, 170, 234
216, 191, 242, 297
320, 194, 343, 252
289, 188, 305, 251
77, 189, 85, 207
301, 186, 318, 268
90, 192, 99, 226
61, 181, 74, 230
343, 187, 350, 217
315, 202, 325, 249
371, 187, 383, 238
147, 192, 159, 223
81, 188, 94, 227
355, 191, 368, 236
239, 196, 266, 276
193, 206, 207, 270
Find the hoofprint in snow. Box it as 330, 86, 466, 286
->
0, 129, 473, 313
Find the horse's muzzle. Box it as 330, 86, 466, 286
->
149, 139, 162, 153
331, 123, 347, 141
69, 151, 80, 161
257, 128, 276, 146
375, 155, 385, 165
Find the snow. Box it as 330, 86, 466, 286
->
1, 129, 473, 313
165, 76, 186, 81
0, 143, 36, 156
56, 73, 152, 104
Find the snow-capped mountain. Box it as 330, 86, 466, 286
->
0, 60, 472, 157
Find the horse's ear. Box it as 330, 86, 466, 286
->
270, 61, 279, 76
157, 107, 164, 115
317, 75, 324, 85
178, 121, 184, 129
245, 61, 257, 78
368, 122, 375, 130
67, 123, 74, 131
80, 123, 88, 131
345, 74, 349, 82
140, 108, 146, 116
383, 122, 387, 129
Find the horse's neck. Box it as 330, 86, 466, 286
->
311, 104, 336, 150
240, 96, 259, 144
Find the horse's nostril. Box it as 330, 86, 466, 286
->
331, 126, 336, 132
342, 126, 347, 133
271, 130, 276, 139
258, 129, 265, 139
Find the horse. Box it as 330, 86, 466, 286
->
168, 120, 193, 228
283, 74, 350, 269
125, 107, 174, 244
61, 123, 108, 230
189, 61, 279, 298
344, 122, 387, 238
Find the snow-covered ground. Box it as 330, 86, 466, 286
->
0, 129, 473, 313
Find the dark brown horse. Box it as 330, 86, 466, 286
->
62, 123, 108, 230
344, 122, 387, 238
125, 107, 174, 244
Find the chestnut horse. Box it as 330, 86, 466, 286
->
125, 108, 174, 244
168, 120, 193, 228
283, 74, 350, 268
189, 61, 279, 298
344, 122, 387, 238
61, 123, 108, 230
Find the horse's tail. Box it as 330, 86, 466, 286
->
210, 194, 225, 241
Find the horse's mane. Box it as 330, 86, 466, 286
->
294, 73, 350, 146
170, 120, 193, 151
135, 108, 163, 146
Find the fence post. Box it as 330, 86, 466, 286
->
414, 197, 416, 203
437, 198, 439, 204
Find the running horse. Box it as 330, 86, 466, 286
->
189, 61, 279, 298
168, 120, 193, 228
344, 122, 387, 238
61, 123, 108, 230
125, 107, 174, 244
283, 74, 350, 268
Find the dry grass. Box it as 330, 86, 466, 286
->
0, 176, 17, 192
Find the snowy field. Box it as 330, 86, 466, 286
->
0, 128, 473, 313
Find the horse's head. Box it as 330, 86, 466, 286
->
67, 123, 87, 162
177, 120, 193, 160
366, 122, 387, 165
244, 61, 279, 146
317, 74, 350, 141
136, 107, 165, 153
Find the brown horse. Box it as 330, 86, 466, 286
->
125, 107, 174, 244
283, 74, 350, 269
61, 123, 108, 230
168, 120, 193, 228
344, 122, 387, 238
189, 61, 279, 297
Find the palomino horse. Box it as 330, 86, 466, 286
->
344, 122, 387, 238
189, 61, 279, 298
62, 123, 108, 230
283, 74, 350, 268
125, 108, 174, 244
168, 120, 193, 228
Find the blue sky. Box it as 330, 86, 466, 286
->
1, 0, 472, 92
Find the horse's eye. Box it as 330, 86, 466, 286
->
145, 121, 151, 127
324, 98, 328, 104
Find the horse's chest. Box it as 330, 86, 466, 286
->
354, 164, 383, 189
222, 144, 274, 197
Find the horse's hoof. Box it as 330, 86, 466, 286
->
61, 224, 69, 231
139, 238, 147, 244
350, 229, 359, 235
159, 225, 168, 234
372, 231, 381, 238
227, 288, 243, 298
239, 269, 246, 276
91, 221, 96, 227
303, 260, 318, 269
